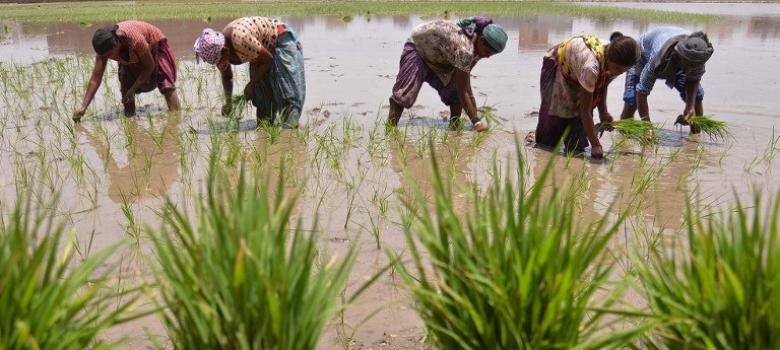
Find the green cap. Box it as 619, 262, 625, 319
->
482, 24, 507, 53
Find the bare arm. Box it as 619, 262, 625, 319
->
637, 93, 651, 121
122, 46, 155, 102
216, 63, 234, 116
220, 64, 233, 102
578, 88, 603, 158
453, 69, 479, 124
596, 85, 613, 124
74, 55, 108, 117
244, 47, 274, 99
683, 80, 699, 120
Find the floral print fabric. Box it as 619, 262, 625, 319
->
409, 20, 475, 86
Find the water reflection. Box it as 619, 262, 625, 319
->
388, 130, 475, 214
517, 16, 572, 51
77, 113, 181, 203
3, 9, 780, 62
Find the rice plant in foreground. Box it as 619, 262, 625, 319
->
0, 191, 142, 350
688, 115, 730, 141
634, 192, 780, 349
611, 119, 658, 145
396, 140, 646, 349
151, 164, 373, 350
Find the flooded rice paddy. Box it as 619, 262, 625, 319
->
1, 3, 780, 349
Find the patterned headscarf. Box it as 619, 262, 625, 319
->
457, 16, 493, 38
457, 17, 507, 54
193, 28, 225, 65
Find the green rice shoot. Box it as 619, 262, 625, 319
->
612, 119, 658, 145
688, 115, 730, 141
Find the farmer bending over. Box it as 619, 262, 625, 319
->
535, 32, 640, 159
194, 17, 306, 128
387, 16, 507, 132
74, 20, 180, 121
620, 27, 714, 133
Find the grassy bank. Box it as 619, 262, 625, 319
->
0, 1, 718, 23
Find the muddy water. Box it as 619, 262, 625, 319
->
1, 5, 779, 349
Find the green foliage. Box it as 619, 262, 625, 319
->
0, 1, 719, 23
612, 119, 658, 145
150, 163, 363, 350
634, 192, 780, 349
689, 115, 731, 141
0, 191, 141, 350
395, 139, 646, 349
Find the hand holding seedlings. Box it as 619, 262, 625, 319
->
679, 115, 730, 140
599, 111, 615, 128
243, 81, 255, 102
221, 100, 233, 116
473, 120, 489, 132
73, 106, 87, 122
122, 87, 136, 104
591, 144, 604, 159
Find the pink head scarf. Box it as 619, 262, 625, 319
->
193, 28, 225, 65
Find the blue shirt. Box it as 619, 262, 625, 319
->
635, 26, 706, 95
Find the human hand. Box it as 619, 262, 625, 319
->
243, 82, 255, 102
73, 107, 86, 122
221, 102, 233, 117
647, 128, 656, 142
600, 112, 614, 126
683, 106, 696, 121
591, 144, 604, 159
122, 89, 135, 104
473, 120, 488, 132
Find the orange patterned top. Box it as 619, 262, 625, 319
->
116, 20, 165, 64
225, 16, 279, 63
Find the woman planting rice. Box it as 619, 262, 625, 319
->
620, 27, 714, 133
535, 32, 640, 159
74, 20, 180, 121
194, 16, 306, 128
387, 16, 507, 132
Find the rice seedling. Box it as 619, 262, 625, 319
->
477, 106, 503, 130
0, 189, 145, 350
394, 138, 647, 349
228, 94, 250, 120
149, 161, 384, 349
610, 119, 658, 145
686, 115, 731, 141
633, 191, 780, 349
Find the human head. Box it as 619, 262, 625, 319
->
92, 25, 119, 56
675, 31, 713, 70
193, 28, 226, 65
474, 24, 507, 58
604, 32, 640, 78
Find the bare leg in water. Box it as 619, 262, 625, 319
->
163, 88, 181, 112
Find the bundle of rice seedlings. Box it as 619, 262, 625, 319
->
611, 119, 657, 145
633, 192, 780, 349
395, 139, 648, 349
151, 161, 378, 349
687, 115, 730, 140
1, 191, 142, 349
224, 94, 249, 119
